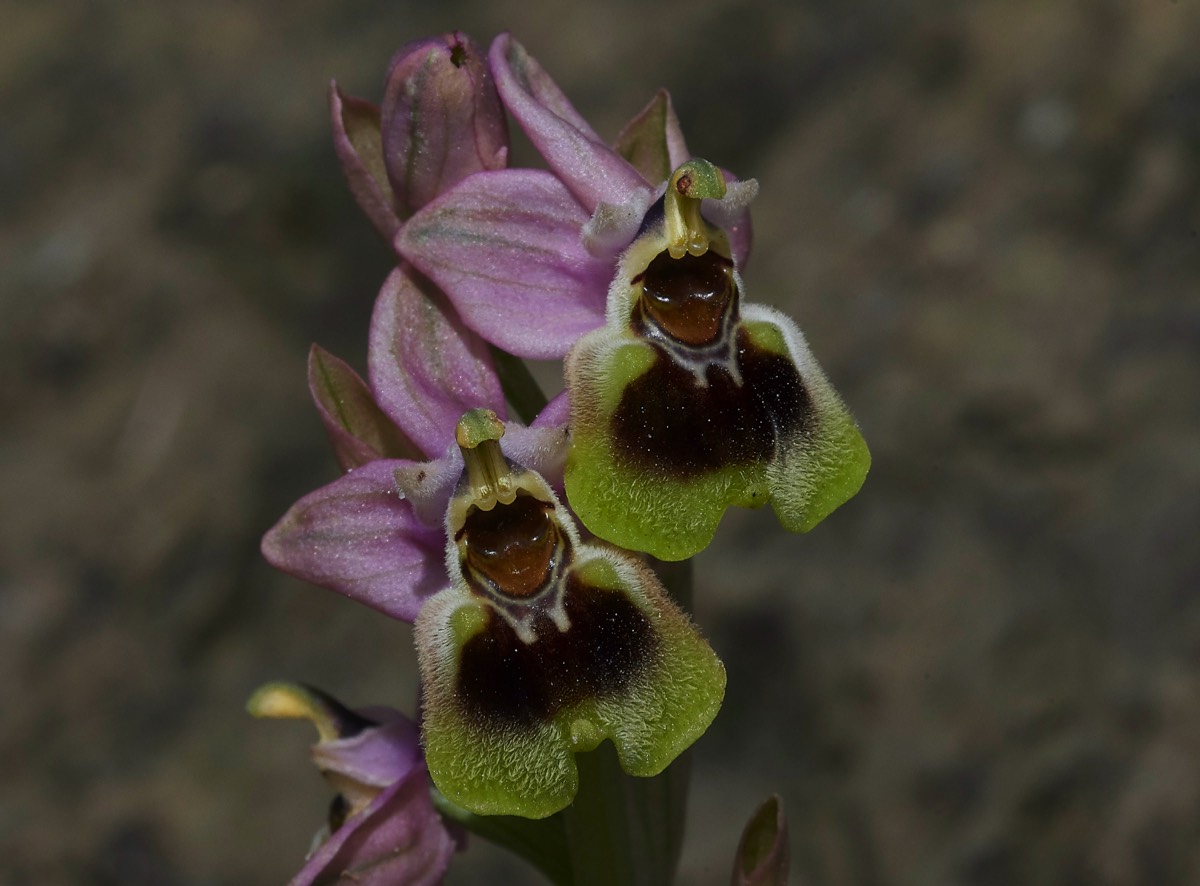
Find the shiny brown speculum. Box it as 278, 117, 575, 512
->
635, 249, 737, 347
458, 494, 559, 600
614, 232, 809, 480
443, 420, 660, 729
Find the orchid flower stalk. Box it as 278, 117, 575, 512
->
254, 29, 866, 885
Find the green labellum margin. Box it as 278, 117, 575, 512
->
564, 165, 870, 561
414, 414, 725, 818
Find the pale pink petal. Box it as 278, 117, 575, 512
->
397, 169, 611, 359
532, 390, 570, 429
580, 191, 657, 259
368, 268, 506, 459
391, 451, 462, 530
704, 174, 758, 269
490, 33, 651, 214
290, 763, 455, 886
261, 460, 444, 623
382, 33, 508, 218
500, 423, 570, 488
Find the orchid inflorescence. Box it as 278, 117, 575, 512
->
252, 30, 868, 885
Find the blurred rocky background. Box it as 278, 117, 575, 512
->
2, 0, 1198, 883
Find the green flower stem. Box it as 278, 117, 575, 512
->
432, 788, 574, 886
563, 742, 691, 886
490, 346, 549, 425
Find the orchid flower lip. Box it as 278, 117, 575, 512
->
564, 156, 868, 560
633, 251, 742, 378
414, 419, 725, 818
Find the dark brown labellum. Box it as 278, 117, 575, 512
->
611, 328, 812, 479
455, 574, 659, 728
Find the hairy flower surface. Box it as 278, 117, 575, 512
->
247, 682, 459, 886
260, 30, 855, 859
395, 33, 754, 360
415, 410, 725, 819
565, 160, 870, 560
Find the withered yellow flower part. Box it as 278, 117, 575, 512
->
246, 682, 458, 886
